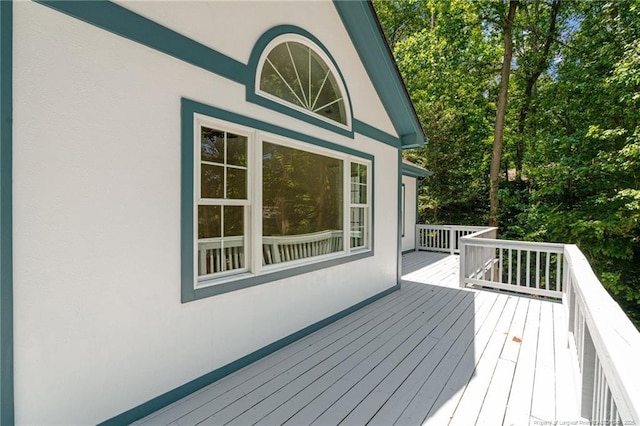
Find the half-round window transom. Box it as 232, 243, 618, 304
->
259, 40, 348, 126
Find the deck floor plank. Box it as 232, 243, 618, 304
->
176, 285, 447, 425
344, 290, 492, 426
392, 291, 510, 425
475, 297, 530, 426
553, 303, 580, 422
236, 288, 462, 425
444, 295, 520, 426
305, 290, 475, 426
137, 285, 426, 425
502, 299, 542, 426
136, 252, 579, 426
530, 301, 558, 423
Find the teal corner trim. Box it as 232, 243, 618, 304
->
35, 0, 249, 85
396, 151, 403, 285
0, 1, 14, 424
100, 283, 399, 425
401, 183, 406, 238
246, 25, 354, 139
333, 0, 427, 149
401, 162, 432, 178
181, 98, 375, 303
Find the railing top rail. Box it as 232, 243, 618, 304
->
462, 226, 498, 239
565, 245, 640, 424
416, 224, 489, 231
460, 235, 565, 252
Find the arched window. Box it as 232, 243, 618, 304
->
257, 35, 350, 128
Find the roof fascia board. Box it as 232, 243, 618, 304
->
333, 0, 426, 149
402, 162, 432, 178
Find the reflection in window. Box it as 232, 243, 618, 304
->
262, 142, 344, 265
198, 127, 248, 277
350, 162, 368, 249
259, 41, 347, 125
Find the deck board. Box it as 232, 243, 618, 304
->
136, 251, 578, 426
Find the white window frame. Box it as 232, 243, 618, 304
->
255, 33, 352, 131
349, 161, 371, 250
193, 115, 371, 290
194, 115, 253, 284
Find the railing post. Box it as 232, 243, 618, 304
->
450, 227, 455, 255
459, 237, 466, 288
414, 225, 419, 252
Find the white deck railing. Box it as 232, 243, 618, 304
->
563, 246, 640, 425
449, 227, 640, 425
459, 230, 565, 299
416, 224, 489, 254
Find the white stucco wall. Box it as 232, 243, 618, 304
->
12, 2, 401, 424
402, 175, 418, 252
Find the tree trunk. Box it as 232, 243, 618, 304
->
515, 0, 561, 180
489, 0, 518, 227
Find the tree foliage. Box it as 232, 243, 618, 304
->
374, 0, 640, 326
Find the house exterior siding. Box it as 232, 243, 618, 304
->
11, 1, 407, 423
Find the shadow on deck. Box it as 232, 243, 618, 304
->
136, 252, 577, 425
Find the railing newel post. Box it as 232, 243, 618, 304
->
459, 236, 467, 288
450, 227, 455, 255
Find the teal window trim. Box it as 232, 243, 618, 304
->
247, 25, 354, 139
0, 1, 14, 424
182, 98, 375, 303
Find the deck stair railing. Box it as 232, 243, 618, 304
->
451, 227, 640, 425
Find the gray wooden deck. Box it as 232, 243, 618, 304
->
135, 251, 579, 425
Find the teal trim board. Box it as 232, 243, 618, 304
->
402, 161, 432, 178
100, 283, 399, 425
246, 25, 354, 139
35, 0, 248, 85
35, 1, 406, 149
0, 0, 14, 424
181, 98, 375, 303
396, 151, 403, 285
333, 0, 427, 149
401, 183, 406, 238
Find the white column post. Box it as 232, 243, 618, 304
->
459, 236, 467, 288
450, 227, 456, 255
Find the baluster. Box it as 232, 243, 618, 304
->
556, 253, 562, 292
517, 249, 522, 286
545, 253, 551, 290
536, 251, 541, 289
526, 250, 531, 288
499, 248, 504, 284
508, 249, 513, 285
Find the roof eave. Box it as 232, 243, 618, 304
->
333, 0, 427, 149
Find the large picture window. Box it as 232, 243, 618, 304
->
193, 116, 371, 289
262, 142, 344, 265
